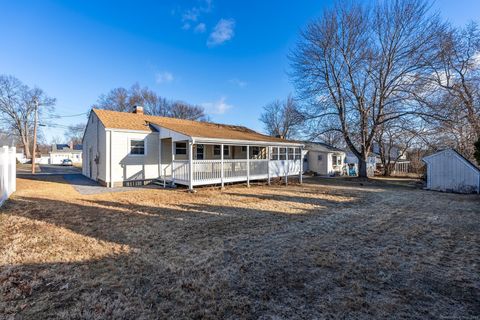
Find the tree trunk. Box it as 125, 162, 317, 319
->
383, 164, 392, 176
22, 135, 31, 159
358, 156, 368, 178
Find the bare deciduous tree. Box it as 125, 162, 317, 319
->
0, 75, 55, 158
474, 137, 480, 165
66, 123, 87, 145
93, 83, 207, 121
422, 22, 480, 159
374, 117, 422, 176
169, 101, 207, 121
291, 0, 440, 177
259, 95, 304, 139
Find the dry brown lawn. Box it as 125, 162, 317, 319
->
1, 176, 479, 319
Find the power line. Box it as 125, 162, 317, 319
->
41, 111, 89, 120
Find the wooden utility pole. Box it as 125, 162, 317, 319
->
31, 98, 38, 174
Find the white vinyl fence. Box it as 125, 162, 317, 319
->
0, 146, 16, 206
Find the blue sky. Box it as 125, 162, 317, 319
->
0, 0, 479, 142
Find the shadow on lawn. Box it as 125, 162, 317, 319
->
2, 193, 360, 319
2, 190, 479, 319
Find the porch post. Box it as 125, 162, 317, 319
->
246, 145, 250, 187
221, 143, 224, 189
158, 135, 162, 179
171, 140, 175, 186
267, 146, 271, 185
188, 141, 193, 191
299, 147, 303, 184
285, 147, 288, 186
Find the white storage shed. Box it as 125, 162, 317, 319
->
423, 149, 480, 194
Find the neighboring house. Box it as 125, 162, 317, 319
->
423, 149, 480, 194
15, 148, 28, 164
345, 152, 377, 177
372, 143, 407, 161
49, 144, 83, 164
303, 142, 346, 176
82, 107, 304, 189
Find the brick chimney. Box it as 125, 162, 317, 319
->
132, 105, 144, 114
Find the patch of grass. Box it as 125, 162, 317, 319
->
1, 176, 479, 318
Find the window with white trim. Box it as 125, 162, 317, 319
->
175, 142, 187, 155
332, 154, 342, 166
271, 147, 279, 160
214, 145, 221, 156
223, 145, 230, 156
288, 148, 294, 160
279, 147, 287, 160
295, 148, 301, 160
130, 140, 145, 155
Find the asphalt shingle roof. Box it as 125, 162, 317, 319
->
93, 109, 299, 144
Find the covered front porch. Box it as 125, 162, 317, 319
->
158, 138, 303, 190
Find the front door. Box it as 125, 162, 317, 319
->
196, 144, 204, 160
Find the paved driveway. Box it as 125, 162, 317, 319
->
17, 164, 82, 175
38, 164, 82, 175
17, 164, 143, 195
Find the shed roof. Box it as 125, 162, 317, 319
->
303, 141, 345, 153
92, 109, 299, 145
423, 149, 480, 172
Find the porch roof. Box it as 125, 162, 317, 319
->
93, 109, 302, 146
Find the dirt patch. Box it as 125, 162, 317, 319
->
1, 176, 479, 319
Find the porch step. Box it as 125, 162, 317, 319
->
152, 179, 176, 189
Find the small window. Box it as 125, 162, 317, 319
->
252, 146, 260, 156
318, 155, 323, 161
130, 140, 145, 155
223, 145, 230, 156
279, 148, 287, 160
214, 145, 221, 156
175, 142, 187, 155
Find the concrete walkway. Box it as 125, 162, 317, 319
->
62, 174, 143, 195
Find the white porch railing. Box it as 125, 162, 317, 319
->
393, 161, 410, 174
0, 146, 16, 206
192, 160, 222, 182
170, 159, 301, 186
172, 160, 189, 182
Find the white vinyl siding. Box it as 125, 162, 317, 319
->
109, 131, 159, 184
425, 150, 480, 193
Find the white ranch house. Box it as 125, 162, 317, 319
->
82, 107, 303, 189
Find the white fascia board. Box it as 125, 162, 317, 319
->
149, 124, 192, 141
104, 128, 152, 134
191, 137, 304, 147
